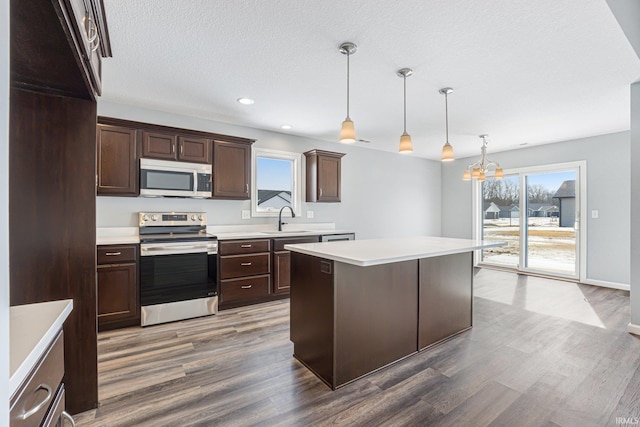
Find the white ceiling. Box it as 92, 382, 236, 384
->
101, 0, 640, 160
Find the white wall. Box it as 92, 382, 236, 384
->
441, 132, 630, 286
1, 0, 10, 422
97, 101, 442, 239
631, 82, 640, 327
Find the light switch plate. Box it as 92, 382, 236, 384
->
242, 210, 251, 219
307, 210, 314, 219
591, 210, 599, 219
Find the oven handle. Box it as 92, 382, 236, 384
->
141, 244, 211, 256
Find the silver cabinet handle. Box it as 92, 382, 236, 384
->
241, 262, 252, 266
61, 411, 76, 427
18, 384, 52, 420
320, 188, 323, 197
246, 184, 249, 194
241, 285, 252, 289
105, 252, 121, 256
240, 244, 252, 248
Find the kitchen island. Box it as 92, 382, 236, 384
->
285, 236, 503, 389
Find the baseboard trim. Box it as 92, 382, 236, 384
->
582, 278, 630, 291
628, 323, 640, 336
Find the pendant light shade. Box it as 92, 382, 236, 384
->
339, 42, 357, 144
397, 68, 413, 153
439, 87, 455, 162
340, 118, 355, 143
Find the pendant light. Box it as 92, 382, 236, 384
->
339, 42, 357, 143
462, 135, 504, 181
397, 68, 413, 153
439, 87, 455, 161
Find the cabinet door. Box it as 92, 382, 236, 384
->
273, 251, 291, 295
97, 124, 138, 196
318, 155, 341, 202
178, 136, 211, 164
141, 131, 177, 160
213, 140, 251, 199
97, 263, 139, 330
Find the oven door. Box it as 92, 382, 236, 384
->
140, 243, 217, 307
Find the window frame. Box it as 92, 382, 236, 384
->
251, 148, 302, 217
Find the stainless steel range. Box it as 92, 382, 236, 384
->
139, 212, 217, 326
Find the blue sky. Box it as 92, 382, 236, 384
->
526, 170, 575, 191
257, 158, 292, 190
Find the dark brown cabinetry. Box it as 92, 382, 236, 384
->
141, 132, 211, 163
178, 136, 211, 163
142, 131, 177, 160
304, 150, 345, 202
97, 245, 140, 331
213, 140, 252, 199
97, 124, 138, 196
218, 239, 271, 308
272, 236, 321, 295
10, 0, 111, 414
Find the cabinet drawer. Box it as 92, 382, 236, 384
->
10, 332, 64, 427
218, 239, 270, 255
97, 245, 137, 264
220, 275, 270, 304
219, 253, 270, 279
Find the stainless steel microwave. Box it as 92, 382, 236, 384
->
140, 158, 212, 198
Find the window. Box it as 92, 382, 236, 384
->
251, 148, 302, 217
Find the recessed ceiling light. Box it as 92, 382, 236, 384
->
281, 124, 292, 130
237, 97, 254, 105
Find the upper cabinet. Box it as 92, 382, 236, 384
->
97, 117, 255, 199
304, 150, 345, 203
97, 124, 138, 196
141, 132, 211, 163
11, 0, 112, 100
213, 140, 253, 199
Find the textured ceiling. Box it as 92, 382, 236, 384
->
101, 0, 640, 160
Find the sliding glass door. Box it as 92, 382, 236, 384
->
478, 163, 582, 280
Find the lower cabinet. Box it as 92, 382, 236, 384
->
218, 239, 271, 309
272, 236, 321, 295
97, 244, 140, 331
10, 331, 70, 427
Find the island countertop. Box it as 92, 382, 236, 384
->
285, 235, 504, 267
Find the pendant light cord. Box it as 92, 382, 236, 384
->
346, 52, 350, 120
445, 93, 449, 144
403, 75, 407, 132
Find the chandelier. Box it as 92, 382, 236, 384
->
463, 135, 504, 182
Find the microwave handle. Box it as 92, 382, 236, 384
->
193, 171, 198, 196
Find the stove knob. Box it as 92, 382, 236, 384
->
142, 214, 149, 222
198, 214, 205, 221
151, 214, 158, 222
191, 214, 197, 221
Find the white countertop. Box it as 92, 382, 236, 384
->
285, 236, 505, 267
9, 299, 73, 397
97, 224, 354, 245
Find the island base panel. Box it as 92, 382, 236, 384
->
419, 252, 473, 349
334, 260, 418, 387
290, 252, 335, 387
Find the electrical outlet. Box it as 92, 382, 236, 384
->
242, 210, 251, 220
307, 210, 314, 219
591, 210, 599, 219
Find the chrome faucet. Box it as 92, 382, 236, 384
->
278, 206, 295, 231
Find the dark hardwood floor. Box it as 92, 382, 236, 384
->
75, 269, 640, 426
